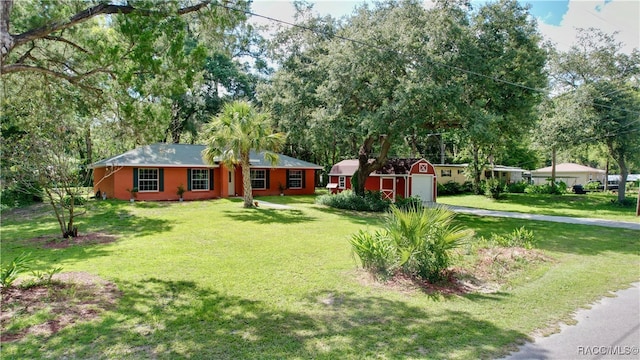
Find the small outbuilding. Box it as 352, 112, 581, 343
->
327, 158, 437, 203
530, 163, 605, 186
91, 143, 322, 201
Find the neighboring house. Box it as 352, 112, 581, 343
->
530, 163, 605, 186
434, 164, 526, 185
91, 143, 322, 201
326, 158, 437, 202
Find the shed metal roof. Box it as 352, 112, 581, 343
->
91, 143, 322, 169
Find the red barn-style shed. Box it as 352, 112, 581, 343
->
91, 143, 322, 201
327, 158, 437, 203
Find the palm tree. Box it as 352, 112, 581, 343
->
202, 101, 286, 208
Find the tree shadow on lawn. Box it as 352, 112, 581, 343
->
457, 214, 640, 256
6, 278, 524, 359
311, 205, 385, 226
222, 208, 316, 224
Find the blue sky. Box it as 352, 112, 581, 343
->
250, 0, 639, 53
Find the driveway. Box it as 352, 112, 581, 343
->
499, 283, 640, 360
442, 205, 640, 231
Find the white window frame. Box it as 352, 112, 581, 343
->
250, 169, 266, 190
138, 168, 159, 192
441, 169, 452, 177
288, 170, 303, 189
191, 169, 209, 191
338, 176, 346, 189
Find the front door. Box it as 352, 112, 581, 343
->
228, 170, 235, 196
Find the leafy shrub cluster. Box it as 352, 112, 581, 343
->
506, 181, 528, 193
350, 205, 473, 282
1, 252, 63, 290
474, 227, 538, 250
483, 178, 506, 199
524, 182, 566, 195
0, 184, 43, 211
437, 181, 473, 196
316, 190, 391, 212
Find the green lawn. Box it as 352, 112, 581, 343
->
1, 196, 639, 359
438, 192, 640, 222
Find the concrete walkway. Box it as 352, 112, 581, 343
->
500, 283, 640, 360
442, 205, 640, 231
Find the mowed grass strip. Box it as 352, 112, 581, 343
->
437, 192, 639, 222
1, 196, 638, 359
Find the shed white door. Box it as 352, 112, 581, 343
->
228, 170, 235, 196
411, 175, 434, 202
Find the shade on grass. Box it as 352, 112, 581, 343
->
1, 196, 638, 359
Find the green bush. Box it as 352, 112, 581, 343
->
525, 182, 566, 195
350, 205, 473, 282
507, 181, 528, 193
487, 227, 537, 250
0, 184, 43, 210
394, 195, 422, 210
437, 181, 473, 196
316, 190, 391, 212
484, 178, 506, 199
63, 195, 86, 207
1, 252, 33, 289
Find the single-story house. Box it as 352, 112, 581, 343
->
91, 143, 322, 201
326, 158, 437, 202
530, 163, 605, 186
434, 164, 525, 185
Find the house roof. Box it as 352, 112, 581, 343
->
532, 163, 605, 174
433, 164, 525, 172
329, 158, 425, 176
91, 143, 323, 169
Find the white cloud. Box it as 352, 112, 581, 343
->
537, 0, 639, 54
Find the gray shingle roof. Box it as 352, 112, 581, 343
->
91, 143, 322, 169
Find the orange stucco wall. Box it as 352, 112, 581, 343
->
93, 166, 317, 201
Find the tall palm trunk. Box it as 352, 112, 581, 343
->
241, 153, 254, 208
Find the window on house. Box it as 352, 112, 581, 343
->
338, 176, 346, 188
441, 169, 452, 177
138, 168, 159, 192
458, 169, 464, 175
251, 169, 266, 189
288, 170, 303, 189
191, 169, 209, 191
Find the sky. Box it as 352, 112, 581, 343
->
249, 0, 639, 54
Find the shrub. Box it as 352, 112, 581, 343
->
484, 178, 506, 199
316, 190, 391, 212
63, 195, 86, 207
487, 227, 537, 249
394, 195, 422, 210
0, 184, 43, 210
437, 181, 473, 196
506, 181, 528, 193
1, 252, 33, 289
350, 205, 473, 282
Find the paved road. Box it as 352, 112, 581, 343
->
500, 283, 640, 360
442, 205, 640, 231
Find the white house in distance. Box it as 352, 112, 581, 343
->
530, 163, 605, 186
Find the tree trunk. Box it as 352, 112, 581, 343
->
354, 136, 392, 196
604, 158, 609, 191
472, 144, 482, 194
608, 143, 628, 203
240, 154, 254, 208
551, 147, 557, 188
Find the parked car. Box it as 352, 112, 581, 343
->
585, 180, 618, 191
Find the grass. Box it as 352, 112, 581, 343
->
437, 192, 640, 222
1, 196, 639, 359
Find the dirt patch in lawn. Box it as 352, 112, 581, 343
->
26, 232, 118, 248
0, 272, 121, 343
356, 247, 551, 296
